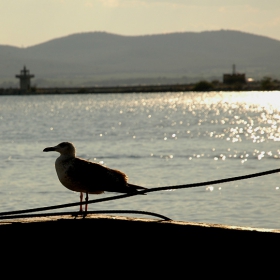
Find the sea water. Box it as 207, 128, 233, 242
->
0, 91, 280, 229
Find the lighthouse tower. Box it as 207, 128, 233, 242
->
15, 66, 35, 91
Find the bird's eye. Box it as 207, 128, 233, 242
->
59, 142, 67, 148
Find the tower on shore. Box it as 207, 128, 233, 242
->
15, 66, 35, 90
223, 64, 246, 84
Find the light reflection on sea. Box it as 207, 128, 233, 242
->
0, 91, 280, 229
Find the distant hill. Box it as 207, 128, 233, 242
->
1, 30, 280, 87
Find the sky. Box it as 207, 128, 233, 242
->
1, 0, 280, 47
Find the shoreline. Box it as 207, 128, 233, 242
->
1, 82, 279, 95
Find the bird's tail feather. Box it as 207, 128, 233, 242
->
127, 183, 147, 195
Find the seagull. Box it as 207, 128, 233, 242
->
43, 142, 146, 212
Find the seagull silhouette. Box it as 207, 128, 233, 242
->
43, 142, 146, 212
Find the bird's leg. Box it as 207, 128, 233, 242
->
85, 192, 89, 212
72, 192, 84, 218
83, 192, 89, 219
79, 192, 83, 212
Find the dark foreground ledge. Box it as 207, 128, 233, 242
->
1, 214, 279, 254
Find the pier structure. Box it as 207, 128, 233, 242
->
15, 66, 35, 91
0, 214, 279, 261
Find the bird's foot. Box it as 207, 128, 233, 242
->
72, 210, 84, 218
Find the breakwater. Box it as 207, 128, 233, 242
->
0, 82, 277, 95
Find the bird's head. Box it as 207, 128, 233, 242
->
43, 142, 76, 156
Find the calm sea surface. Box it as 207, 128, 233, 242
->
1, 91, 280, 228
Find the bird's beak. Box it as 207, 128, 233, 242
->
43, 146, 57, 152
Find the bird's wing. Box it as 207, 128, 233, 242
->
66, 158, 128, 193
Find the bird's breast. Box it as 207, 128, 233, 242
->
55, 157, 79, 191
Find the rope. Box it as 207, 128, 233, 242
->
0, 210, 171, 221
0, 168, 279, 219
140, 167, 280, 194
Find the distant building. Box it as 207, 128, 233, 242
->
15, 66, 35, 90
223, 64, 246, 84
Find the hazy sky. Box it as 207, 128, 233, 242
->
2, 0, 280, 47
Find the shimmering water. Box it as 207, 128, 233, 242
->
1, 91, 280, 228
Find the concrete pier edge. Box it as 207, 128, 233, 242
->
1, 213, 279, 233
2, 214, 279, 249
